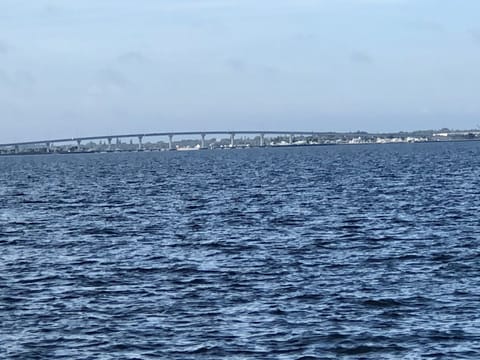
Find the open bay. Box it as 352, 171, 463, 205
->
1, 142, 480, 359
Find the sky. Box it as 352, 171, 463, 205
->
1, 0, 480, 142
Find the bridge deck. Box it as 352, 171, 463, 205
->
0, 130, 334, 148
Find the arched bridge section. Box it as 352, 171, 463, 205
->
0, 130, 334, 152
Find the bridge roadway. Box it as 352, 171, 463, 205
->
0, 130, 341, 152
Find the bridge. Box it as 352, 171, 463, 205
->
0, 130, 337, 153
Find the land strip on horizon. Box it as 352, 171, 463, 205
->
1, 128, 479, 155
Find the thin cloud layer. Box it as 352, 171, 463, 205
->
0, 40, 9, 55
350, 51, 374, 65
0, 0, 480, 142
470, 29, 480, 45
117, 51, 148, 65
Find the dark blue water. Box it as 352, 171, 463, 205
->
1, 143, 480, 359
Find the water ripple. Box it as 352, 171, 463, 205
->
1, 143, 480, 358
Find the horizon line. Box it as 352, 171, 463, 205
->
1, 128, 477, 148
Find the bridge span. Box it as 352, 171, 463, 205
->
0, 130, 333, 153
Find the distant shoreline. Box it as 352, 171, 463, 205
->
2, 138, 480, 157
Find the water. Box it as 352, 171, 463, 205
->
1, 142, 480, 359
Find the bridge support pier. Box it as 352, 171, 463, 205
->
46, 142, 51, 153
76, 139, 82, 152
15, 145, 19, 154
168, 134, 174, 150
230, 133, 235, 148
201, 133, 206, 149
107, 137, 112, 151
289, 134, 294, 145
138, 136, 143, 151
260, 133, 265, 147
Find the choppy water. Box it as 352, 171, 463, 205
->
1, 142, 480, 359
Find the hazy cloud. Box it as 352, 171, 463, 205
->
0, 40, 9, 55
43, 3, 61, 15
349, 51, 374, 65
116, 51, 148, 65
87, 68, 132, 97
470, 29, 480, 45
407, 20, 445, 33
225, 59, 280, 78
259, 65, 280, 77
225, 58, 248, 73
97, 68, 130, 88
292, 32, 317, 42
14, 70, 36, 90
0, 69, 10, 86
0, 69, 36, 97
350, 0, 408, 4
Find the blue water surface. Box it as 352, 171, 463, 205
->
1, 142, 480, 359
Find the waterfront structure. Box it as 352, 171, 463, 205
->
0, 131, 320, 154
0, 129, 476, 155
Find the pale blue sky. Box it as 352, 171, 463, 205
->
1, 0, 480, 142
